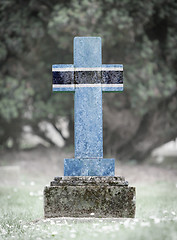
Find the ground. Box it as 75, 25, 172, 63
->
0, 147, 177, 240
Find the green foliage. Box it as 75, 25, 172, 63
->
0, 77, 33, 121
0, 0, 176, 148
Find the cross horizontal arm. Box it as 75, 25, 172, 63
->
52, 64, 123, 92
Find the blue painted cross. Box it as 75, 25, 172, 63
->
52, 37, 123, 176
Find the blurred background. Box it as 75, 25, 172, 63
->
0, 0, 177, 164
1, 2, 177, 238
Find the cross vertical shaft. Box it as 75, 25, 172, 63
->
74, 37, 103, 158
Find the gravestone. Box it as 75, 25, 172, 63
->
44, 37, 136, 218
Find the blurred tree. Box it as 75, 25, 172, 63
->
0, 0, 176, 161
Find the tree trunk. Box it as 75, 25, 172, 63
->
103, 90, 177, 161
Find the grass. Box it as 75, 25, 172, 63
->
0, 148, 177, 240
0, 179, 177, 240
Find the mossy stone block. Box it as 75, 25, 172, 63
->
44, 176, 136, 218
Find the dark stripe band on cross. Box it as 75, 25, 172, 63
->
52, 66, 123, 91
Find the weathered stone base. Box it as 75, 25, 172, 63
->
44, 177, 136, 218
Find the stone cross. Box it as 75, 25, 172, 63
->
52, 37, 123, 176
